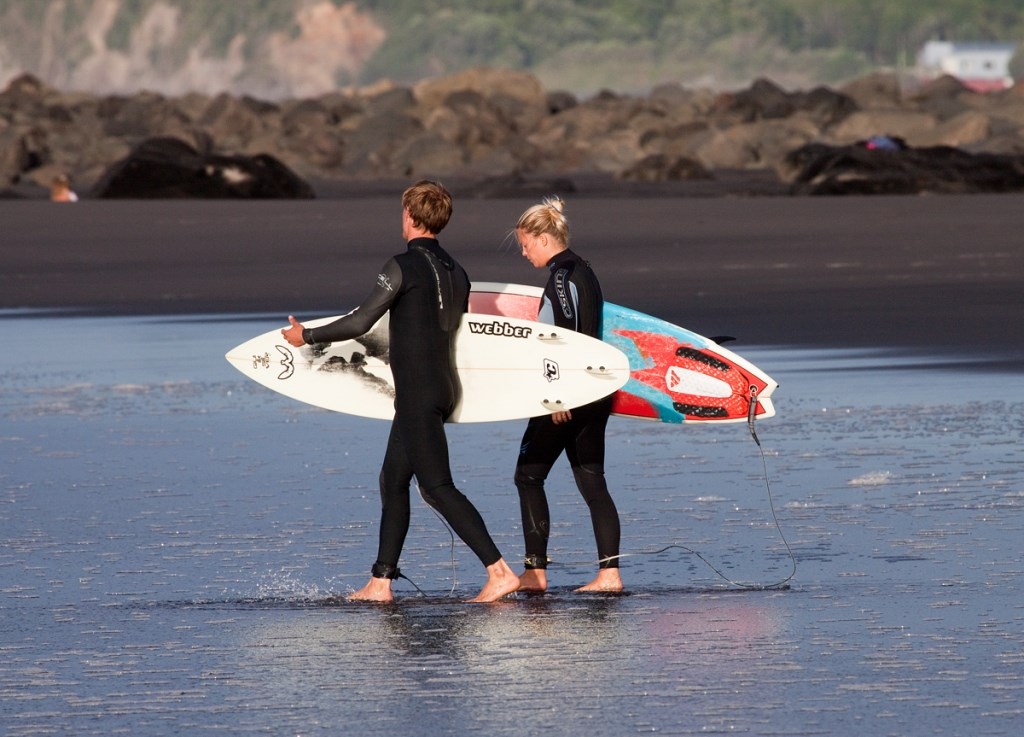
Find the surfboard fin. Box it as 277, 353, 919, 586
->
709, 335, 736, 344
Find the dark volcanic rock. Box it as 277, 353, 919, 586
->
92, 137, 315, 198
546, 90, 578, 115
618, 154, 711, 182
784, 140, 1024, 195
7, 66, 1024, 197
794, 85, 860, 127
721, 78, 797, 121
0, 126, 50, 183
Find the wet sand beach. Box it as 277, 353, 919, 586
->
2, 191, 1023, 736
3, 190, 1023, 360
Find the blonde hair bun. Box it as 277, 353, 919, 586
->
544, 196, 565, 214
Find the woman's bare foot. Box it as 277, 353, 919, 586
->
517, 568, 548, 593
575, 568, 623, 593
347, 576, 394, 603
467, 558, 520, 603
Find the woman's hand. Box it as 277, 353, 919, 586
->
551, 410, 572, 424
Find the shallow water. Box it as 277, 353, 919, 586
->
1, 313, 1021, 736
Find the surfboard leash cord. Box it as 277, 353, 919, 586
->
598, 385, 795, 590
568, 405, 796, 591
597, 436, 796, 591
554, 388, 794, 590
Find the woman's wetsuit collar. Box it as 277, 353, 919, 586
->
546, 247, 575, 270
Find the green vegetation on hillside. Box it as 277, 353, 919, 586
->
2, 0, 1023, 93
355, 0, 1024, 89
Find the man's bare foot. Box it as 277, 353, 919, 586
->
347, 576, 394, 603
517, 568, 548, 593
467, 558, 520, 603
575, 568, 623, 593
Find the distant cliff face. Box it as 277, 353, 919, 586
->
0, 0, 385, 99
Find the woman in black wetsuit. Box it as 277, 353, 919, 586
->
512, 196, 624, 593
282, 181, 519, 603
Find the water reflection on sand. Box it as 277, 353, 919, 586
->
1, 313, 1021, 736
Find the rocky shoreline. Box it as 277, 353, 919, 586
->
3, 66, 1024, 199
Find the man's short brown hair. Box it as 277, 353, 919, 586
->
402, 180, 453, 235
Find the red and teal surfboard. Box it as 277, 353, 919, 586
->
469, 282, 777, 424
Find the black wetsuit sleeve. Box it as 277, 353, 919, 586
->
303, 258, 403, 344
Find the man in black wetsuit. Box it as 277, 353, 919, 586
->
282, 180, 519, 603
511, 196, 624, 593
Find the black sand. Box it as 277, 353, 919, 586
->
3, 191, 1023, 359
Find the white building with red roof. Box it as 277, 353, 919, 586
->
917, 41, 1017, 92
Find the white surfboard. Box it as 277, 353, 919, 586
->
225, 312, 630, 423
